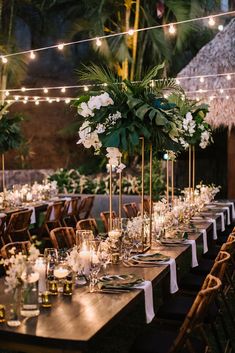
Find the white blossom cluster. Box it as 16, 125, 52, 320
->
106, 147, 126, 173
0, 244, 40, 293
78, 92, 114, 118
126, 216, 143, 236
199, 130, 211, 149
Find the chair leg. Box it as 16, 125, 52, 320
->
210, 322, 224, 353
218, 291, 235, 327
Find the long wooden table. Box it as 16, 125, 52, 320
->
0, 204, 233, 353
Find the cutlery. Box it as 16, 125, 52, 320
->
93, 288, 131, 293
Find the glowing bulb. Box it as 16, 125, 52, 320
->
128, 29, 134, 36
96, 38, 102, 47
84, 86, 89, 91
226, 95, 229, 99
48, 99, 52, 103
196, 97, 200, 101
34, 96, 39, 101
43, 88, 48, 94
208, 17, 215, 27
168, 24, 176, 35
199, 77, 204, 83
23, 100, 27, 104
65, 98, 71, 104
35, 100, 39, 105
6, 100, 11, 104
61, 87, 66, 93
209, 96, 214, 101
46, 97, 50, 101
103, 83, 108, 87
1, 56, 8, 64
199, 89, 203, 93
58, 43, 64, 50
21, 87, 26, 92
219, 89, 224, 94
226, 74, 231, 80
175, 79, 180, 84
56, 98, 60, 102
24, 96, 28, 101
30, 51, 36, 59
218, 24, 224, 31
5, 91, 9, 96
14, 96, 19, 101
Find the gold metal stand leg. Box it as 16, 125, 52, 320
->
109, 166, 113, 231
118, 170, 122, 220
189, 146, 192, 200
171, 159, 174, 206
149, 144, 153, 247
166, 152, 169, 206
140, 137, 144, 218
192, 145, 195, 198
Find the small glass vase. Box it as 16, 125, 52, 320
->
7, 287, 21, 327
20, 262, 40, 318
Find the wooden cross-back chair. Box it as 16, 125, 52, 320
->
4, 209, 33, 243
130, 274, 221, 353
123, 203, 139, 218
1, 241, 31, 259
100, 211, 117, 232
62, 197, 81, 227
76, 218, 99, 237
0, 213, 7, 247
50, 227, 76, 250
77, 196, 94, 220
40, 201, 64, 237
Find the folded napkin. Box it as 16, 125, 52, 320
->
134, 280, 155, 324
48, 202, 55, 221
184, 239, 199, 267
201, 229, 208, 254
28, 206, 36, 224
214, 202, 235, 220
216, 212, 225, 232
204, 218, 217, 240
221, 207, 231, 225
161, 258, 178, 294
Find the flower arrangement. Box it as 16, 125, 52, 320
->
75, 64, 184, 170
168, 94, 213, 149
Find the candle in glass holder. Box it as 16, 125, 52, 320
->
41, 291, 52, 307
54, 267, 69, 279
35, 257, 47, 293
78, 246, 90, 276
0, 305, 6, 323
26, 192, 33, 202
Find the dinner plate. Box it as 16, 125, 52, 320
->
132, 253, 170, 262
98, 274, 144, 289
160, 238, 187, 245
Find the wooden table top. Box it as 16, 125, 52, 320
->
0, 204, 231, 353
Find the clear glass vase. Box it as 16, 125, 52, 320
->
7, 287, 21, 327
20, 262, 40, 318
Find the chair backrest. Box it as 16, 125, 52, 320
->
77, 196, 94, 219
100, 211, 117, 232
1, 241, 31, 259
50, 227, 76, 249
123, 203, 138, 218
76, 218, 99, 237
45, 201, 64, 223
210, 250, 230, 282
221, 233, 235, 254
5, 209, 33, 242
170, 274, 221, 353
63, 197, 81, 217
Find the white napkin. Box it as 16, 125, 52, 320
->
28, 207, 36, 224
221, 207, 231, 225
204, 218, 217, 240
214, 202, 235, 220
201, 229, 208, 254
48, 202, 55, 221
161, 258, 178, 294
134, 280, 155, 324
184, 239, 199, 267
216, 212, 225, 232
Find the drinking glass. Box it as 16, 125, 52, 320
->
97, 241, 111, 274
44, 248, 58, 279
76, 230, 94, 249
89, 240, 101, 292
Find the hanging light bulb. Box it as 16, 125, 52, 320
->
6, 100, 11, 104
56, 98, 60, 102
23, 100, 27, 104
48, 99, 52, 103
58, 43, 64, 50
226, 74, 231, 80
84, 86, 89, 92
196, 97, 200, 101
1, 56, 8, 64
24, 96, 28, 101
226, 95, 229, 99
168, 24, 176, 35
5, 91, 9, 96
208, 17, 215, 27
96, 38, 102, 47
43, 88, 48, 94
65, 98, 71, 104
103, 83, 108, 87
21, 87, 26, 92
209, 96, 214, 101
219, 89, 224, 94
30, 51, 36, 59
199, 88, 203, 93
14, 95, 19, 101
46, 97, 50, 101
35, 100, 39, 105
61, 87, 66, 93
199, 77, 204, 83
218, 24, 224, 31
128, 29, 134, 36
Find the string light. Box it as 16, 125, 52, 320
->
199, 77, 205, 83
208, 17, 215, 26
57, 43, 64, 50
84, 86, 89, 91
21, 87, 26, 92
30, 51, 36, 59
168, 23, 176, 35
61, 87, 66, 93
220, 89, 224, 93
43, 88, 48, 94
56, 98, 60, 102
128, 29, 134, 36
218, 24, 224, 31
14, 96, 19, 101
96, 38, 102, 47
226, 74, 231, 80
1, 56, 8, 63
65, 98, 71, 104
35, 100, 39, 105
1, 10, 234, 61
5, 91, 9, 96
226, 95, 229, 99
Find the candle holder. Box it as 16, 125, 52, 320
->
48, 277, 58, 295
0, 305, 6, 323
41, 291, 52, 308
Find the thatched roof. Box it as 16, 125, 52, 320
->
177, 18, 235, 128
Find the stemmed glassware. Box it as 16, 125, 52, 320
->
89, 240, 101, 292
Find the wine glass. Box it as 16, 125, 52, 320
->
97, 241, 111, 274
44, 248, 58, 279
89, 240, 101, 292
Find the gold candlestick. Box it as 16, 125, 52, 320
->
140, 137, 145, 218
118, 169, 122, 220
109, 166, 113, 231
149, 144, 153, 247
171, 159, 174, 206
188, 145, 192, 200
166, 152, 169, 206
192, 145, 195, 196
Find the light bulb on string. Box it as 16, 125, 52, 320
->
220, 88, 224, 93
95, 38, 102, 47
46, 97, 50, 102
6, 100, 11, 104
21, 87, 26, 92
103, 83, 108, 87
23, 100, 27, 104
43, 88, 48, 94
30, 51, 36, 59
56, 98, 60, 102
168, 24, 176, 35
61, 87, 66, 93
209, 96, 214, 101
5, 91, 9, 96
48, 99, 52, 103
1, 56, 8, 64
34, 96, 39, 101
58, 43, 64, 50
199, 77, 204, 83
208, 17, 215, 26
14, 95, 19, 101
128, 29, 134, 36
65, 98, 71, 104
35, 100, 39, 105
226, 74, 231, 80
84, 86, 89, 92
218, 24, 224, 31
226, 95, 229, 99
196, 97, 200, 101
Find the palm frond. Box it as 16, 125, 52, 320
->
140, 63, 165, 88
154, 78, 183, 94
77, 63, 117, 84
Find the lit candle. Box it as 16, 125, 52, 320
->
35, 257, 47, 293
78, 246, 90, 276
26, 192, 33, 202
54, 267, 69, 279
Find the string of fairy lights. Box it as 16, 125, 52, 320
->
1, 10, 235, 105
